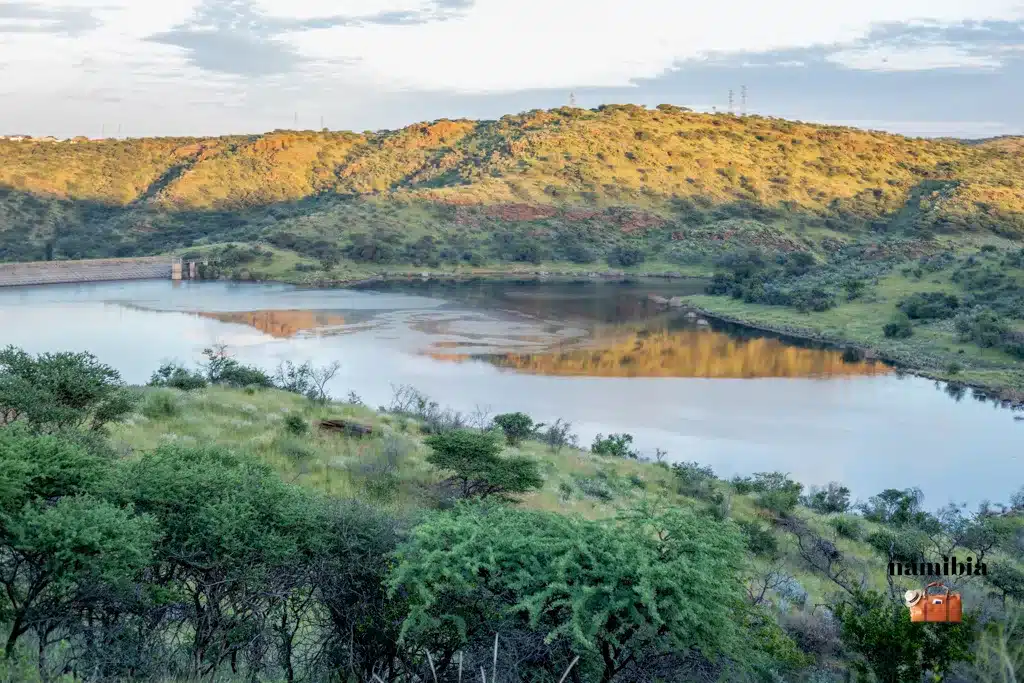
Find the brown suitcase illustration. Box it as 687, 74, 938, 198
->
906, 582, 962, 623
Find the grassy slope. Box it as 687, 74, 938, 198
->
107, 386, 926, 608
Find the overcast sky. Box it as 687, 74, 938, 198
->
1, 0, 1023, 139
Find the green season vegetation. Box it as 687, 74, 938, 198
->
2, 106, 1023, 396
1, 345, 1022, 682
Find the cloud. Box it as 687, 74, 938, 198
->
0, 1, 101, 34
145, 0, 475, 77
1, 0, 1024, 138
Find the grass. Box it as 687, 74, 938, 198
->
108, 384, 910, 611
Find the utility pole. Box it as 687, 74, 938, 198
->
320, 115, 325, 130
741, 85, 747, 116
117, 123, 122, 138
728, 89, 734, 115
101, 124, 106, 139
293, 112, 298, 129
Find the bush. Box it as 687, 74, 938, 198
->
866, 529, 927, 564
897, 292, 959, 320
883, 313, 914, 339
827, 514, 864, 540
575, 476, 614, 501
540, 418, 577, 452
805, 483, 851, 514
738, 519, 779, 557
283, 412, 308, 435
201, 345, 274, 388
424, 429, 543, 500
0, 345, 136, 432
607, 245, 646, 268
141, 389, 181, 419
591, 433, 639, 458
148, 362, 208, 391
672, 461, 717, 499
492, 412, 536, 446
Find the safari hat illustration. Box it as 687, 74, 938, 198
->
904, 589, 923, 606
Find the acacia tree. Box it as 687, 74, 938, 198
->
424, 429, 542, 500
0, 346, 135, 432
388, 502, 759, 683
0, 432, 156, 665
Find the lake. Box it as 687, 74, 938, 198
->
0, 278, 1020, 510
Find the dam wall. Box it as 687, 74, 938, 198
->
0, 256, 175, 287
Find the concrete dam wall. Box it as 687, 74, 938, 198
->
0, 256, 174, 287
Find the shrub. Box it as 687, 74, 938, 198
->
866, 529, 927, 565
141, 390, 181, 419
607, 245, 646, 268
805, 483, 851, 514
201, 345, 274, 388
672, 461, 717, 499
283, 412, 308, 435
591, 433, 639, 458
0, 345, 136, 432
883, 313, 914, 339
575, 476, 614, 501
738, 519, 779, 557
424, 429, 543, 500
540, 418, 577, 452
897, 292, 959, 320
827, 514, 864, 540
492, 412, 536, 446
148, 362, 208, 391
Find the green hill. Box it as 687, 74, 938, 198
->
1, 105, 1023, 264
2, 105, 1023, 397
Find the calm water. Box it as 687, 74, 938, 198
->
0, 278, 1020, 509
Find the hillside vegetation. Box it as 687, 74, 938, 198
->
2, 105, 1023, 265
1, 346, 1022, 682
2, 105, 1023, 396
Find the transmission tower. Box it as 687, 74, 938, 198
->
728, 89, 734, 114
741, 85, 747, 116
293, 112, 298, 129
569, 91, 577, 107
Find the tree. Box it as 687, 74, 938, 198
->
0, 432, 156, 662
591, 433, 639, 459
492, 412, 536, 446
389, 503, 753, 683
806, 482, 852, 514
883, 313, 914, 339
833, 589, 976, 683
200, 344, 274, 388
424, 430, 542, 500
0, 346, 136, 432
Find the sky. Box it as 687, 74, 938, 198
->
1, 0, 1023, 139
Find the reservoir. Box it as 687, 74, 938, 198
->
0, 278, 1019, 509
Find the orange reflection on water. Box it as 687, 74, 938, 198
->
194, 310, 346, 338
429, 328, 893, 379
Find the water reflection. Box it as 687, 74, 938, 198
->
430, 327, 891, 379
193, 310, 349, 338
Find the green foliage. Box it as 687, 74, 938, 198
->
671, 460, 717, 499
883, 312, 914, 339
424, 429, 543, 500
140, 389, 181, 419
607, 244, 645, 268
201, 345, 274, 388
283, 411, 308, 435
0, 345, 135, 433
540, 418, 577, 453
737, 519, 779, 557
805, 482, 852, 514
148, 361, 208, 390
733, 472, 803, 515
389, 502, 752, 682
833, 589, 976, 683
897, 292, 960, 320
591, 432, 639, 459
492, 411, 536, 446
827, 514, 865, 541
859, 488, 930, 527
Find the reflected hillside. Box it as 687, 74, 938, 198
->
430, 328, 892, 379
194, 310, 347, 338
